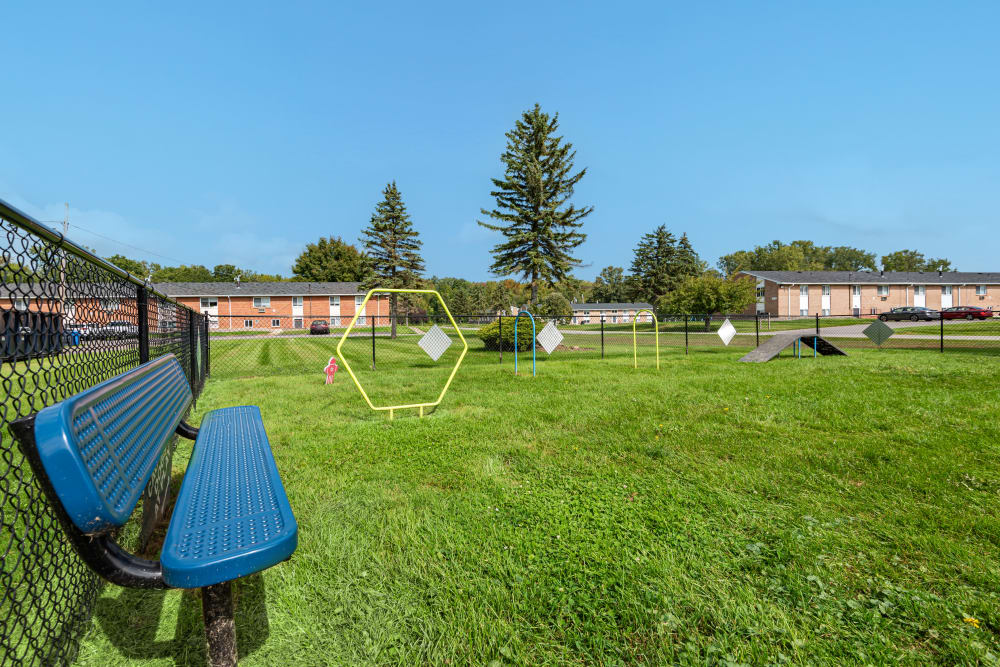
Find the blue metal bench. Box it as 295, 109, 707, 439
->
10, 354, 297, 666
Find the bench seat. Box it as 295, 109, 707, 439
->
162, 405, 297, 589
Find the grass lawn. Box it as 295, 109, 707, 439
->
74, 344, 1000, 665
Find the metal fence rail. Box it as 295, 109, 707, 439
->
0, 198, 209, 666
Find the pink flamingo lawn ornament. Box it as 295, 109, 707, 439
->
324, 356, 338, 384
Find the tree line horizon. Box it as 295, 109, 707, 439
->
104, 104, 954, 319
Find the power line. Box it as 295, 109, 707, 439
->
42, 220, 187, 265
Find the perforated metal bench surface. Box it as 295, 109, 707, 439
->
26, 353, 297, 590
161, 405, 297, 588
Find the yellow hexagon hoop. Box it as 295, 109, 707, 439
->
336, 288, 468, 419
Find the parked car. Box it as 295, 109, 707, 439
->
97, 321, 139, 339
309, 320, 330, 335
940, 306, 993, 320
878, 306, 940, 322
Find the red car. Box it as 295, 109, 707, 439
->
940, 306, 993, 320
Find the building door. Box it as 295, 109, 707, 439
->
821, 285, 831, 316
851, 286, 861, 316
329, 296, 341, 326
914, 285, 926, 307
941, 286, 953, 309
799, 286, 809, 316
200, 298, 219, 328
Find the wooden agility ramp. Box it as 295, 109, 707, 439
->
738, 333, 847, 363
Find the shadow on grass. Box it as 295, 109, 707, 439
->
92, 574, 270, 666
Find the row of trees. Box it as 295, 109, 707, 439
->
717, 240, 953, 276
104, 103, 957, 328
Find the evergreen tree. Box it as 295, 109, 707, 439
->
360, 182, 425, 338
478, 104, 593, 305
627, 225, 703, 304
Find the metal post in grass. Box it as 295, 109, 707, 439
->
188, 313, 197, 391
600, 317, 605, 359
498, 314, 503, 364
815, 313, 820, 335
684, 316, 689, 355
755, 312, 760, 348
137, 284, 149, 364
940, 315, 944, 353
371, 316, 376, 371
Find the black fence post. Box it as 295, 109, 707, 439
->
600, 317, 605, 359
137, 284, 149, 364
755, 312, 760, 348
204, 316, 210, 377
371, 315, 376, 370
187, 312, 197, 390
940, 315, 944, 353
815, 313, 820, 335
498, 314, 503, 364
684, 316, 689, 355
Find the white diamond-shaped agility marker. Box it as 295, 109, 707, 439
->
536, 321, 564, 355
418, 324, 452, 361
717, 318, 737, 346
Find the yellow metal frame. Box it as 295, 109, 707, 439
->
336, 288, 468, 419
632, 309, 659, 369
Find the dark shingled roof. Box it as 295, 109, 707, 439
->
570, 302, 654, 310
740, 271, 1000, 285
152, 282, 364, 296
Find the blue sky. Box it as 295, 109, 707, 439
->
2, 2, 998, 280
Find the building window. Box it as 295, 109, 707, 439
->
357, 316, 367, 325
976, 285, 987, 296
13, 297, 28, 311
271, 319, 281, 328
253, 297, 270, 308
100, 298, 119, 311
877, 286, 890, 296
294, 318, 303, 328
200, 297, 218, 309
914, 285, 925, 296
354, 296, 363, 308
942, 286, 952, 295
800, 309, 808, 316
822, 285, 831, 296
244, 319, 253, 328
330, 296, 340, 307
292, 296, 303, 307
852, 285, 860, 296
822, 309, 831, 316
799, 285, 808, 296
331, 317, 341, 327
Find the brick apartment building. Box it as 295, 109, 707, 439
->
740, 270, 1000, 317
569, 302, 654, 324
154, 282, 389, 330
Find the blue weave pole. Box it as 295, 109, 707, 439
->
514, 310, 536, 376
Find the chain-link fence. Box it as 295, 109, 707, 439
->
207, 309, 1000, 380
0, 199, 210, 666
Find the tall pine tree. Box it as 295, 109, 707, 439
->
360, 182, 425, 339
478, 104, 593, 305
627, 225, 703, 305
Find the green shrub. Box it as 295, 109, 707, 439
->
476, 318, 536, 352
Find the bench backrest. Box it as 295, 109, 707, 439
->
32, 354, 192, 534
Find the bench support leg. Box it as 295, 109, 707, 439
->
202, 582, 237, 667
